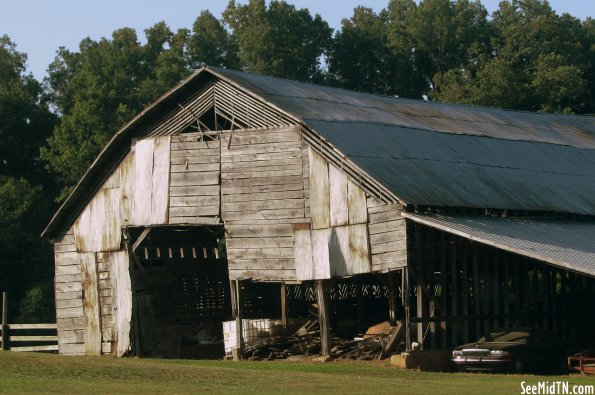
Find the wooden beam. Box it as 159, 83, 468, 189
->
234, 280, 244, 360
281, 283, 287, 329
403, 268, 411, 351
131, 228, 151, 252
316, 280, 331, 356
2, 292, 8, 350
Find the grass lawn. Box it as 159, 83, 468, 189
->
0, 352, 593, 394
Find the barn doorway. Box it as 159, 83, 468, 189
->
127, 226, 232, 359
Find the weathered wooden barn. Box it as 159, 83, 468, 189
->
43, 67, 595, 357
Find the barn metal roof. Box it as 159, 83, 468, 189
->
403, 213, 595, 278
211, 67, 595, 215
43, 67, 595, 237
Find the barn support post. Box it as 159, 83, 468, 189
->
281, 283, 287, 329
316, 280, 331, 356
231, 280, 243, 361
402, 268, 411, 351
2, 292, 8, 351
387, 272, 397, 324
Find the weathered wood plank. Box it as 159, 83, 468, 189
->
109, 250, 131, 357
74, 188, 121, 253
132, 138, 155, 225
168, 216, 221, 225
329, 164, 348, 227
170, 171, 220, 186
222, 168, 302, 179
170, 185, 220, 197
55, 273, 82, 284
171, 162, 220, 173
222, 190, 303, 203
55, 291, 82, 301
55, 282, 82, 293
54, 243, 77, 253
222, 208, 304, 221
369, 230, 407, 245
228, 269, 296, 281
371, 239, 408, 255
227, 247, 295, 259
170, 148, 221, 158
221, 160, 302, 173
222, 199, 304, 213
293, 229, 315, 281
54, 232, 75, 246
347, 180, 367, 224
228, 258, 295, 270
55, 258, 80, 272
311, 228, 332, 279
56, 298, 83, 309
58, 329, 85, 344
348, 224, 371, 275
221, 142, 300, 156
56, 306, 84, 319
221, 151, 301, 164
169, 195, 220, 207
222, 175, 304, 188
371, 250, 407, 266
150, 136, 171, 225
11, 345, 59, 352
170, 154, 220, 165
222, 129, 300, 146
226, 237, 293, 249
81, 253, 101, 356
9, 323, 57, 330
368, 209, 403, 225
226, 224, 293, 238
169, 206, 220, 217
58, 342, 85, 355
221, 182, 304, 195
57, 317, 85, 331
368, 219, 406, 235
170, 140, 221, 151
119, 151, 135, 225
309, 149, 330, 230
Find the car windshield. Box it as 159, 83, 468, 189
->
479, 330, 530, 343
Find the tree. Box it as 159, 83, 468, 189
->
188, 10, 236, 69
223, 0, 332, 81
328, 7, 390, 94
0, 36, 56, 320
432, 0, 591, 114
42, 25, 191, 192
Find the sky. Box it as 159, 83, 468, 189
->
1, 0, 593, 80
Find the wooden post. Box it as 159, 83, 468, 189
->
233, 280, 243, 360
280, 283, 287, 329
473, 245, 481, 338
403, 268, 411, 351
316, 280, 331, 356
2, 292, 8, 351
387, 272, 397, 324
450, 238, 459, 347
439, 233, 447, 348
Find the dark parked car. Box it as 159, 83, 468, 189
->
451, 328, 566, 373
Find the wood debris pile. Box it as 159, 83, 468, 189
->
241, 320, 405, 361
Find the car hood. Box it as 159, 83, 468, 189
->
455, 342, 524, 351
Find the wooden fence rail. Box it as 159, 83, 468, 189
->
1, 292, 58, 352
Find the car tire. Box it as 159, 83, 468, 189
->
514, 358, 525, 374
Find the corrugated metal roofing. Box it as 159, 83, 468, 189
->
44, 67, 595, 237
211, 67, 595, 214
403, 213, 595, 278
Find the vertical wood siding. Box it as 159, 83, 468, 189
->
293, 148, 371, 281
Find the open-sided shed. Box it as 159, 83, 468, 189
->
44, 67, 595, 357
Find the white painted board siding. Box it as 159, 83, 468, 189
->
329, 164, 348, 227
74, 188, 121, 253
309, 149, 330, 229
109, 250, 131, 357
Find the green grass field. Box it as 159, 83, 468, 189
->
0, 352, 593, 394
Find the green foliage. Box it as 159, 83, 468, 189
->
17, 285, 55, 323
223, 0, 332, 81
